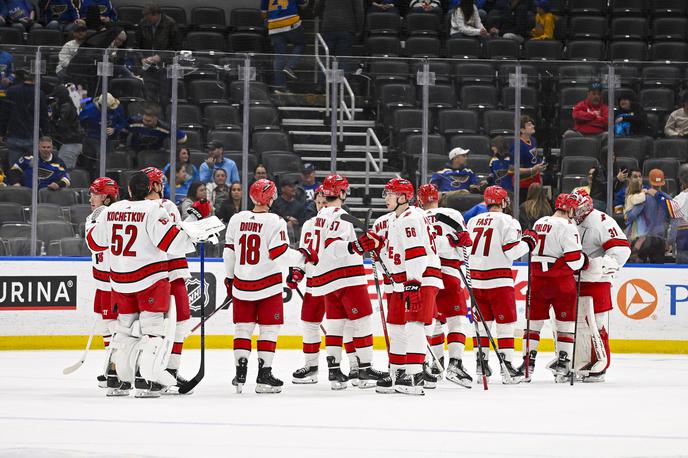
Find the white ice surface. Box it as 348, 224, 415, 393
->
0, 350, 686, 458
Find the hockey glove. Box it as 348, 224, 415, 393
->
581, 252, 590, 271
224, 277, 233, 296
600, 255, 620, 275
348, 231, 380, 255
286, 267, 305, 289
298, 247, 319, 265
402, 280, 422, 313
522, 229, 538, 252
447, 231, 472, 248
188, 199, 213, 220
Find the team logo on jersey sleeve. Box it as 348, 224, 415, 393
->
617, 279, 658, 320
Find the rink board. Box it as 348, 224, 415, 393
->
0, 257, 687, 353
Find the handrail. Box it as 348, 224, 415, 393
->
338, 76, 355, 140
364, 127, 383, 195
314, 33, 330, 114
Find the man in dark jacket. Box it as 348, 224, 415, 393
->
615, 95, 647, 137
315, 0, 363, 73
496, 0, 528, 43
0, 70, 50, 166
135, 2, 181, 107
49, 84, 83, 169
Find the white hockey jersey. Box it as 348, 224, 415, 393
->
86, 206, 110, 292
86, 199, 196, 294
531, 215, 585, 277
223, 211, 305, 301
372, 211, 396, 293
425, 207, 466, 280
466, 211, 529, 289
386, 206, 443, 292
308, 206, 368, 297
577, 209, 631, 283
161, 199, 191, 282
299, 216, 317, 293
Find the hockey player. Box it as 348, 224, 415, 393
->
417, 183, 474, 387
466, 185, 533, 383
223, 179, 318, 394
86, 177, 125, 395
86, 172, 214, 397
141, 167, 211, 394
570, 189, 630, 382
380, 178, 443, 395
308, 174, 387, 390
523, 193, 587, 382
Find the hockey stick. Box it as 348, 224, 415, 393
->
340, 213, 443, 372
525, 253, 532, 379
190, 295, 232, 334
364, 209, 390, 352
293, 287, 327, 335
434, 212, 514, 386
179, 242, 206, 395
570, 270, 582, 386
63, 319, 98, 375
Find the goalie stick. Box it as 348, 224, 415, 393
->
179, 242, 206, 394
62, 319, 98, 375
434, 212, 514, 386
570, 270, 582, 386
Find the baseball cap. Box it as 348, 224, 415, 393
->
449, 147, 469, 160
649, 169, 666, 187
589, 81, 603, 92
207, 140, 224, 150
303, 163, 315, 173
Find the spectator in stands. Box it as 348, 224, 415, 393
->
615, 95, 647, 137
49, 84, 83, 170
576, 166, 613, 211
450, 0, 489, 38
56, 23, 88, 80
614, 167, 641, 214
368, 0, 399, 14
664, 92, 688, 138
163, 162, 191, 205
199, 140, 239, 185
300, 163, 320, 200
565, 82, 608, 139
217, 182, 242, 224
80, 0, 117, 30
430, 147, 480, 193
180, 181, 210, 217
409, 0, 442, 14
6, 0, 39, 30
483, 0, 509, 30
163, 147, 198, 187
128, 103, 186, 153
249, 163, 270, 189
79, 92, 128, 177
530, 0, 555, 40
509, 115, 544, 203
0, 49, 15, 96
136, 3, 181, 107
262, 0, 307, 93
488, 135, 510, 190
493, 0, 529, 43
7, 136, 70, 189
272, 175, 306, 241
314, 0, 363, 75
206, 168, 231, 214
41, 0, 83, 31
0, 70, 50, 167
669, 164, 688, 263
518, 182, 552, 230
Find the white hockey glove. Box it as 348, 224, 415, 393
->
178, 216, 225, 244
600, 255, 620, 275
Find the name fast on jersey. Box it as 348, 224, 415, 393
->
107, 211, 146, 222
240, 222, 264, 233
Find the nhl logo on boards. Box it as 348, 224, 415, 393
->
186, 273, 217, 318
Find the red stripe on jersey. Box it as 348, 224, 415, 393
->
470, 268, 513, 281
440, 258, 463, 269
168, 258, 188, 272
502, 241, 520, 252
86, 227, 107, 252
498, 337, 515, 349
158, 226, 181, 252
225, 243, 235, 250
171, 342, 184, 355
307, 265, 366, 288
303, 342, 321, 354
603, 238, 631, 250
447, 332, 466, 345
233, 338, 252, 351
92, 267, 109, 282
110, 261, 168, 284
257, 340, 277, 353
268, 243, 288, 260
563, 250, 582, 262
234, 273, 282, 292
423, 267, 443, 280
325, 335, 343, 347
353, 334, 373, 349
389, 352, 406, 365
405, 246, 427, 260
325, 237, 342, 248
406, 352, 425, 365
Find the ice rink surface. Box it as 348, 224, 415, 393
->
0, 349, 686, 458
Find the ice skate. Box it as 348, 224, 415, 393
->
106, 382, 132, 397
232, 357, 248, 394
376, 369, 404, 394
105, 365, 130, 396
161, 369, 193, 395
422, 363, 437, 389
394, 372, 425, 396
97, 374, 107, 389
292, 365, 318, 384
548, 351, 572, 382
476, 352, 493, 382
358, 363, 387, 389
256, 358, 283, 394
326, 356, 348, 390
134, 370, 163, 398
430, 356, 444, 380
582, 370, 606, 383
445, 358, 472, 388
518, 350, 537, 382
499, 353, 523, 384
348, 366, 359, 387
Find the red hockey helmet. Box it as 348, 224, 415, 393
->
417, 183, 439, 206
140, 167, 165, 186
484, 185, 509, 206
89, 177, 119, 199
315, 185, 324, 196
570, 188, 594, 223
250, 179, 277, 206
554, 193, 579, 212
321, 174, 350, 197
383, 178, 414, 200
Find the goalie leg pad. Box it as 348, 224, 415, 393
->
138, 310, 177, 386
111, 313, 140, 383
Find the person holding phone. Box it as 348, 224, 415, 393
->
508, 115, 545, 203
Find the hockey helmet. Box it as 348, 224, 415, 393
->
383, 178, 414, 200
484, 185, 509, 206
89, 177, 119, 199
321, 174, 350, 197
250, 179, 277, 206
570, 188, 594, 223
417, 183, 440, 206
554, 193, 579, 212
140, 167, 165, 186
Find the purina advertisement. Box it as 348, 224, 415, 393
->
0, 258, 686, 352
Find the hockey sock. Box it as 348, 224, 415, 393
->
523, 319, 544, 355
302, 321, 321, 367
473, 320, 492, 359
325, 318, 345, 364
98, 319, 115, 348
257, 325, 279, 368
554, 320, 575, 359
595, 312, 611, 371
167, 319, 192, 371
388, 324, 406, 374
405, 321, 426, 375
426, 320, 444, 363
496, 322, 516, 363
352, 315, 374, 366
446, 315, 467, 360
343, 320, 357, 368
234, 322, 256, 365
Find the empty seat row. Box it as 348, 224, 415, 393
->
117, 6, 264, 32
